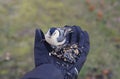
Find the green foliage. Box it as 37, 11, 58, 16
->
0, 0, 120, 79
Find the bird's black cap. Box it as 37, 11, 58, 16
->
49, 27, 57, 35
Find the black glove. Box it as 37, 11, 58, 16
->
22, 25, 90, 79
64, 25, 90, 79
34, 25, 90, 79
34, 29, 53, 67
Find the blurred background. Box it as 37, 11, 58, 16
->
0, 0, 120, 79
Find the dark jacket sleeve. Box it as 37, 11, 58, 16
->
21, 64, 64, 79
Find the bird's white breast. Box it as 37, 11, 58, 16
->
45, 30, 66, 46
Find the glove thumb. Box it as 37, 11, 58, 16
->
35, 29, 45, 43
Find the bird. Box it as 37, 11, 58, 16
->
45, 27, 72, 49
45, 27, 82, 63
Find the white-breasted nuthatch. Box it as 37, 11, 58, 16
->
45, 27, 81, 63
45, 27, 72, 48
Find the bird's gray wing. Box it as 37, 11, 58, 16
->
57, 28, 65, 42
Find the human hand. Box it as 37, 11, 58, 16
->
34, 29, 53, 67
64, 25, 90, 79
34, 26, 90, 79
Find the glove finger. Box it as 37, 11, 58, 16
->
73, 32, 87, 72
74, 31, 90, 72
75, 26, 82, 43
65, 32, 71, 44
74, 54, 86, 72
35, 29, 53, 52
35, 29, 45, 43
79, 31, 90, 55
70, 26, 78, 44
64, 25, 72, 44
82, 31, 90, 54
34, 29, 51, 67
79, 30, 85, 47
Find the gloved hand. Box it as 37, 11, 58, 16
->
34, 25, 90, 79
64, 25, 90, 79
34, 29, 53, 67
